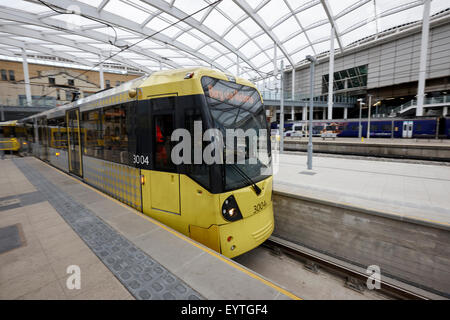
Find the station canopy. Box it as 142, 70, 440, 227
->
0, 0, 449, 81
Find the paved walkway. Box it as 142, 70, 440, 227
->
1, 157, 295, 300
0, 160, 133, 299
274, 153, 450, 226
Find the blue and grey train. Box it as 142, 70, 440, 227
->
271, 117, 450, 139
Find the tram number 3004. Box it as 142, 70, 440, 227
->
254, 200, 267, 214
133, 154, 150, 165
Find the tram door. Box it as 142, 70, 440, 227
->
402, 121, 413, 138
150, 111, 180, 215
66, 109, 83, 176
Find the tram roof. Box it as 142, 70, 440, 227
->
19, 66, 258, 121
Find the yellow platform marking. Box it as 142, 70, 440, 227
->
38, 159, 301, 300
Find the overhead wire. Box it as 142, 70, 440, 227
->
29, 0, 223, 104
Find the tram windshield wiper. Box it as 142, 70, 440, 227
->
229, 164, 262, 196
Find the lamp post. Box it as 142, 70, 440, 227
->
367, 95, 372, 139
279, 60, 284, 153
357, 98, 365, 139
306, 55, 317, 170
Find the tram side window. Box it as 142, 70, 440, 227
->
47, 117, 67, 149
184, 107, 210, 189
103, 105, 128, 164
56, 117, 67, 149
154, 114, 175, 171
46, 118, 57, 148
82, 110, 104, 159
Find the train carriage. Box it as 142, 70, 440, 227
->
19, 67, 274, 258
275, 117, 450, 139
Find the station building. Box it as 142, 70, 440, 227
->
263, 9, 450, 122
0, 59, 142, 120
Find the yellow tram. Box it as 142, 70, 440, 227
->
20, 68, 274, 258
0, 120, 28, 152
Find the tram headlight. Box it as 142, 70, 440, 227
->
221, 195, 243, 222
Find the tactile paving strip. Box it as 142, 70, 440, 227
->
13, 158, 203, 300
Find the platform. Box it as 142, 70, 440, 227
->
272, 153, 450, 297
282, 138, 450, 162
274, 153, 450, 227
0, 157, 297, 300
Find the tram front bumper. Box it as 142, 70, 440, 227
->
218, 203, 274, 258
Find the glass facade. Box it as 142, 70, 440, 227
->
322, 65, 368, 93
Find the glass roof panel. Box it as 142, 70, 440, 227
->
286, 0, 314, 10
295, 4, 328, 29
172, 0, 208, 16
238, 18, 262, 37
282, 32, 307, 53
272, 16, 299, 41
224, 26, 249, 48
103, 0, 151, 24
246, 0, 264, 11
146, 16, 171, 30
176, 32, 204, 49
335, 1, 374, 33
198, 45, 221, 58
328, 0, 359, 16
253, 33, 273, 49
341, 23, 377, 47
215, 55, 234, 67
257, 0, 290, 27
240, 40, 260, 58
305, 23, 330, 43
0, 0, 447, 81
290, 47, 314, 63
0, 1, 50, 13
251, 51, 269, 67
216, 0, 246, 22
78, 0, 104, 7
160, 25, 183, 38
378, 5, 424, 32
202, 9, 233, 36
431, 0, 450, 15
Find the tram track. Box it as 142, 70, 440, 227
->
261, 236, 434, 300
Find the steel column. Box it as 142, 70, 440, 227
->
416, 0, 431, 117
306, 55, 317, 170
280, 60, 285, 153
99, 55, 105, 90
367, 95, 372, 139
327, 26, 335, 120
291, 68, 295, 100
21, 48, 32, 107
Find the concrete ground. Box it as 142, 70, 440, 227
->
273, 153, 450, 226
1, 157, 296, 300
0, 160, 133, 300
